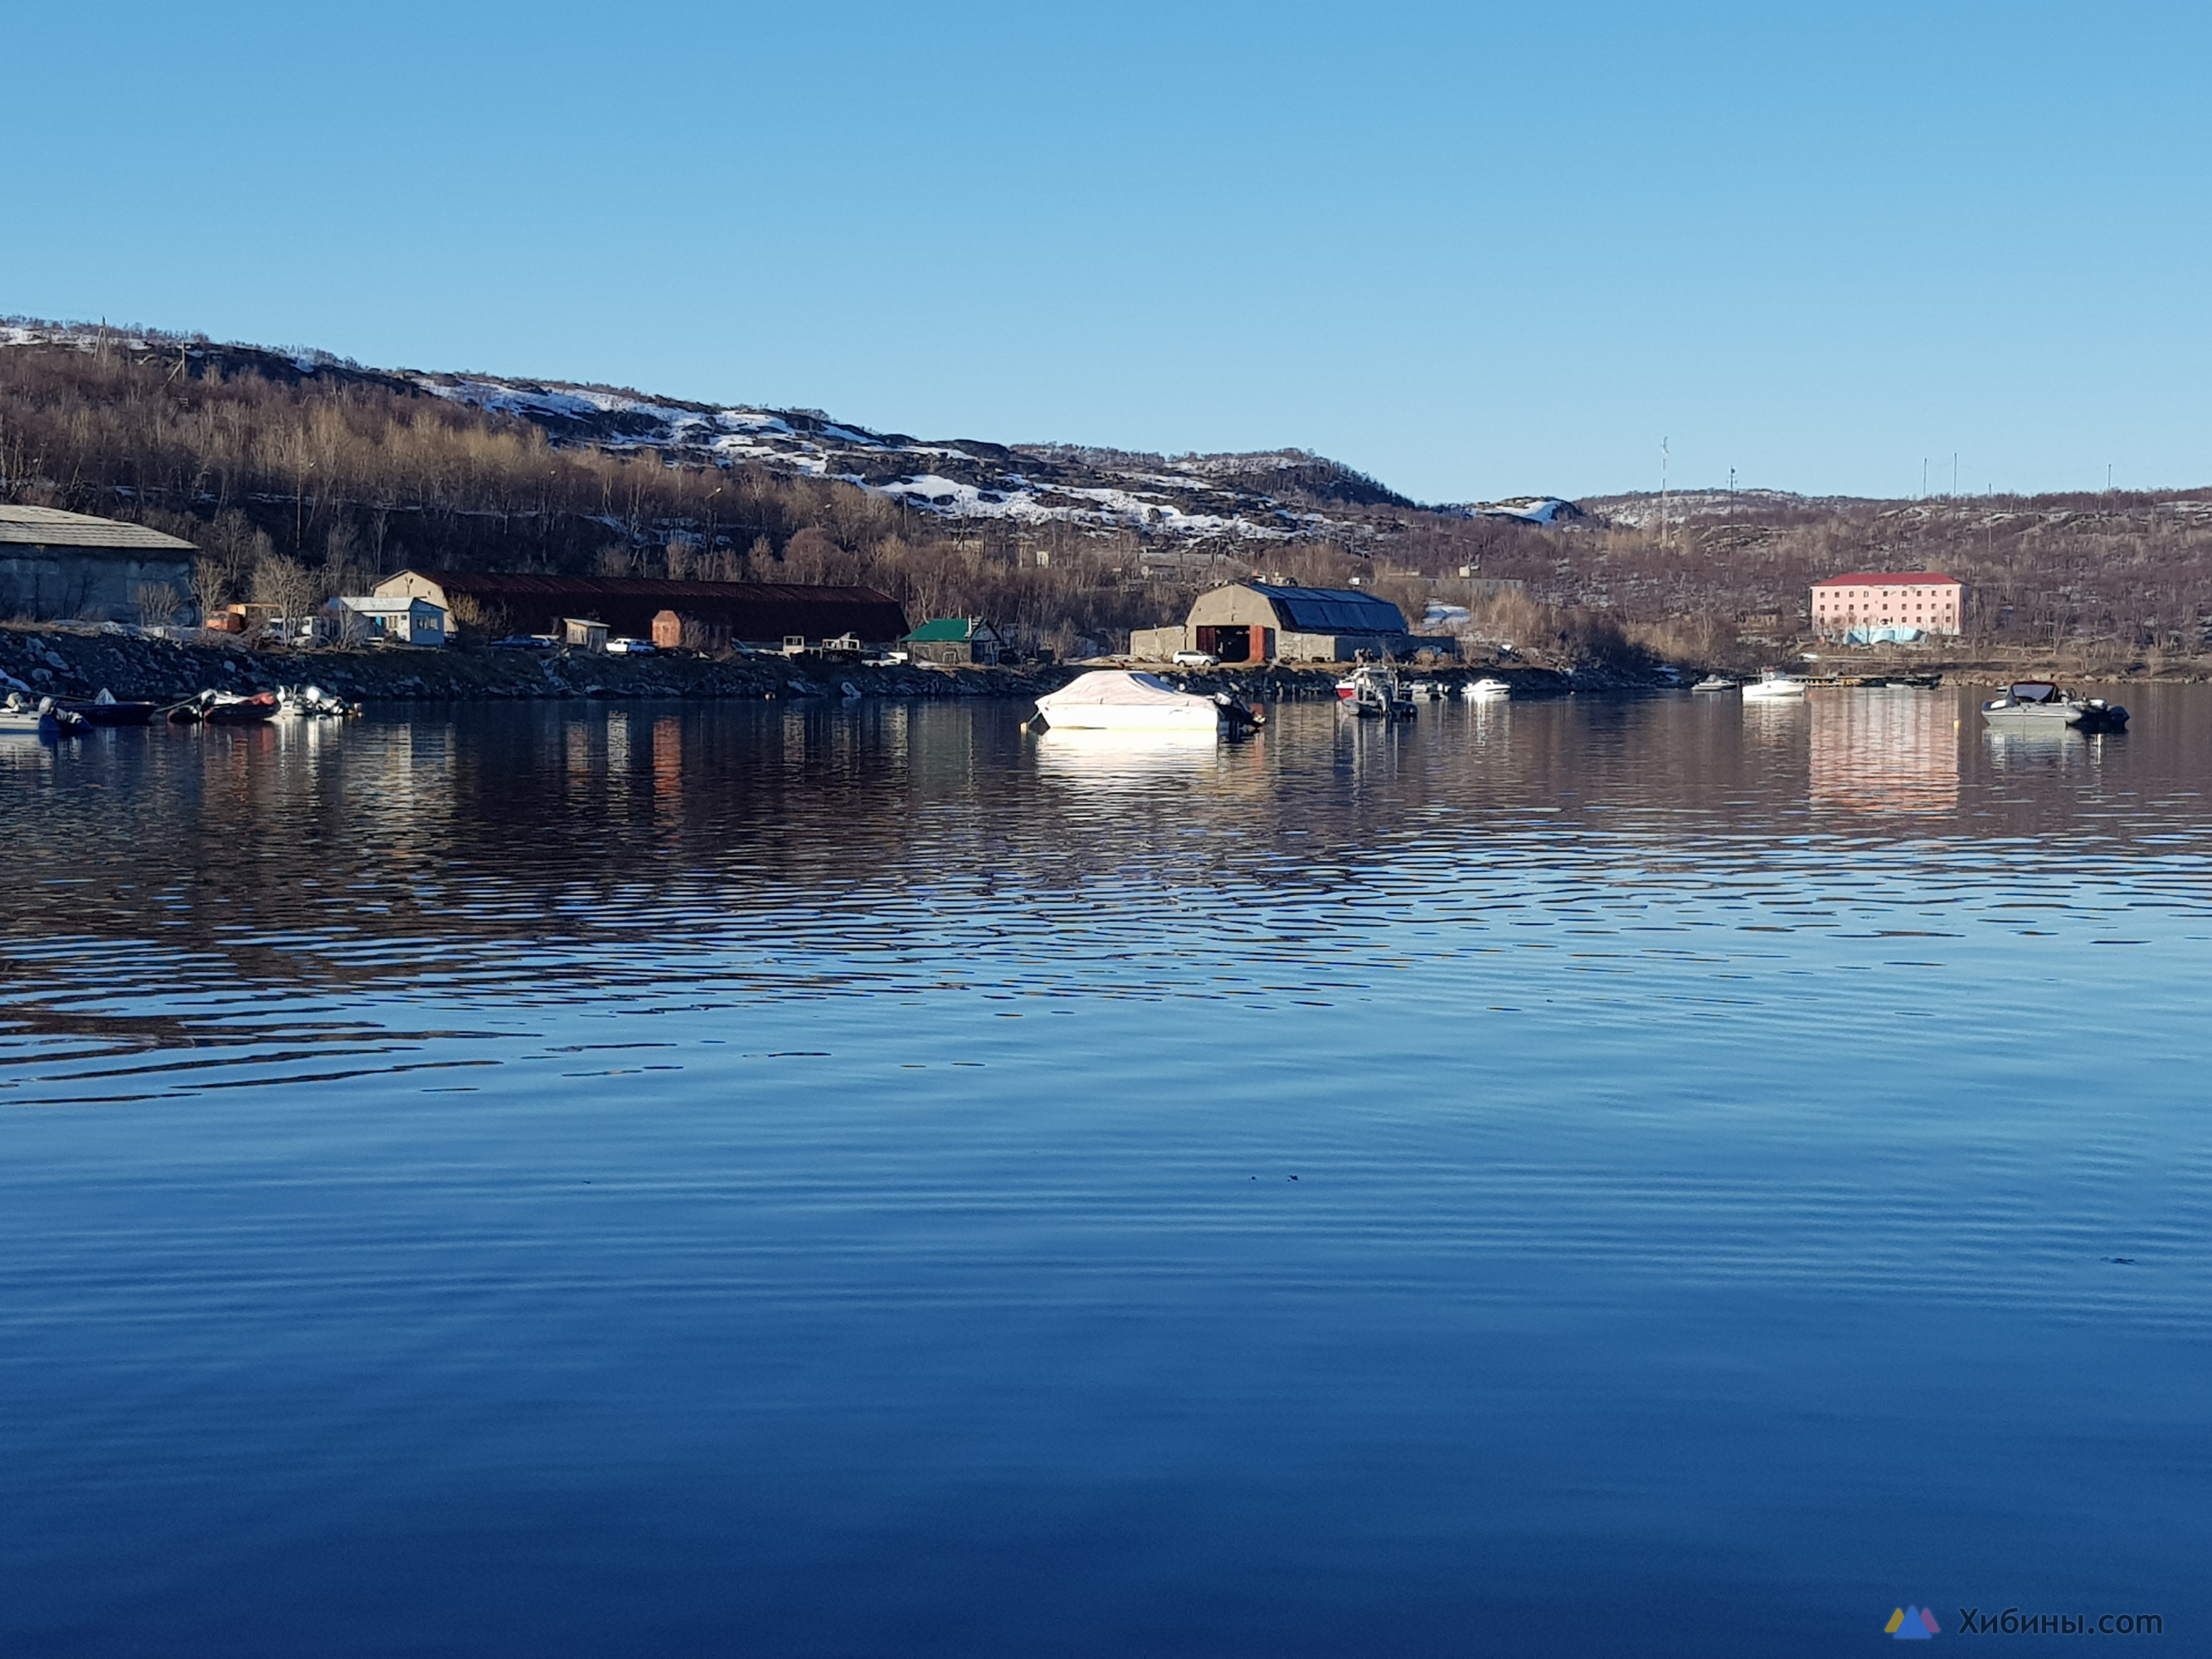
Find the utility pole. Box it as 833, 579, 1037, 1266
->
1660, 437, 1670, 552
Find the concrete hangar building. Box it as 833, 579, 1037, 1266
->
0, 505, 197, 621
1130, 581, 1447, 664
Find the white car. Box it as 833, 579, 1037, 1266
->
1171, 649, 1219, 667
607, 638, 655, 655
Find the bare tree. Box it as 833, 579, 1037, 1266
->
251, 552, 321, 640
132, 581, 183, 627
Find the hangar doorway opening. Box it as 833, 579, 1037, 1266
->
1195, 625, 1271, 664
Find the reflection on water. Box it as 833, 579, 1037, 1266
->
1985, 722, 2117, 773
3, 689, 2210, 1658
1032, 723, 1230, 786
1811, 688, 1960, 815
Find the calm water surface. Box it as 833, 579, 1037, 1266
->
2, 689, 2208, 1657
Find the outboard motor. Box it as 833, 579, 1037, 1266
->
1213, 691, 1266, 735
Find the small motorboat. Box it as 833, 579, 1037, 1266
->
276, 684, 361, 719
1407, 679, 1449, 702
1979, 682, 2129, 732
1690, 674, 1738, 693
1462, 677, 1510, 701
0, 693, 44, 736
1, 695, 88, 737
1739, 669, 1807, 699
169, 689, 281, 726
1336, 663, 1415, 719
56, 688, 158, 726
1032, 670, 1256, 734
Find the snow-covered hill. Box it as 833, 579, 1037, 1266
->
402, 371, 1432, 542
6, 321, 1508, 546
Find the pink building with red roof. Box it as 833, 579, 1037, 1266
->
1810, 571, 1965, 639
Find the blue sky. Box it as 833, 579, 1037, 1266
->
4, 1, 2206, 502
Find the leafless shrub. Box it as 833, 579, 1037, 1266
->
250, 552, 320, 632
132, 581, 182, 626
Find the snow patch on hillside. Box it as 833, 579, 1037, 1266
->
401, 373, 1325, 540
1445, 496, 1582, 524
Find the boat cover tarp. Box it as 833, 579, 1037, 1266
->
1036, 671, 1213, 710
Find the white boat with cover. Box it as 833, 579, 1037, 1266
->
1032, 670, 1233, 733
1462, 677, 1510, 700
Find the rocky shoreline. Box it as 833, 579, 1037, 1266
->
0, 623, 1067, 708
22, 620, 2167, 713
0, 624, 1663, 709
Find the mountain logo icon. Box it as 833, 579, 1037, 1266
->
1885, 1606, 1941, 1639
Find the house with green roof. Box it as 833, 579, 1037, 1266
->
903, 616, 1009, 666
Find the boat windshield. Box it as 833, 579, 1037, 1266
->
2010, 683, 2059, 703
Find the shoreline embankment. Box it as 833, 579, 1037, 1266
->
0, 625, 1650, 708
8, 622, 2200, 711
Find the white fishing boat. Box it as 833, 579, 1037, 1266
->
1462, 677, 1510, 700
1979, 682, 2128, 733
1738, 669, 1807, 699
1032, 670, 1254, 733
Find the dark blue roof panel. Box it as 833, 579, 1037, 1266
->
1248, 584, 1407, 633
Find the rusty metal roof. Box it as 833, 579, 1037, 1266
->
0, 504, 197, 552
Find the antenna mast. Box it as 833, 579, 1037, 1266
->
1660, 437, 1670, 552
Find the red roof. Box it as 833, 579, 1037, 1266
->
1811, 571, 1962, 586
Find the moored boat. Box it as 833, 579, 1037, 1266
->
1738, 669, 1807, 699
1032, 670, 1257, 733
1690, 674, 1738, 693
1462, 677, 1510, 700
275, 684, 361, 719
56, 688, 158, 726
1336, 663, 1415, 718
169, 690, 282, 726
1979, 682, 2128, 732
1, 695, 88, 737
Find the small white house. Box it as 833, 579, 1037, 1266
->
330, 596, 448, 646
